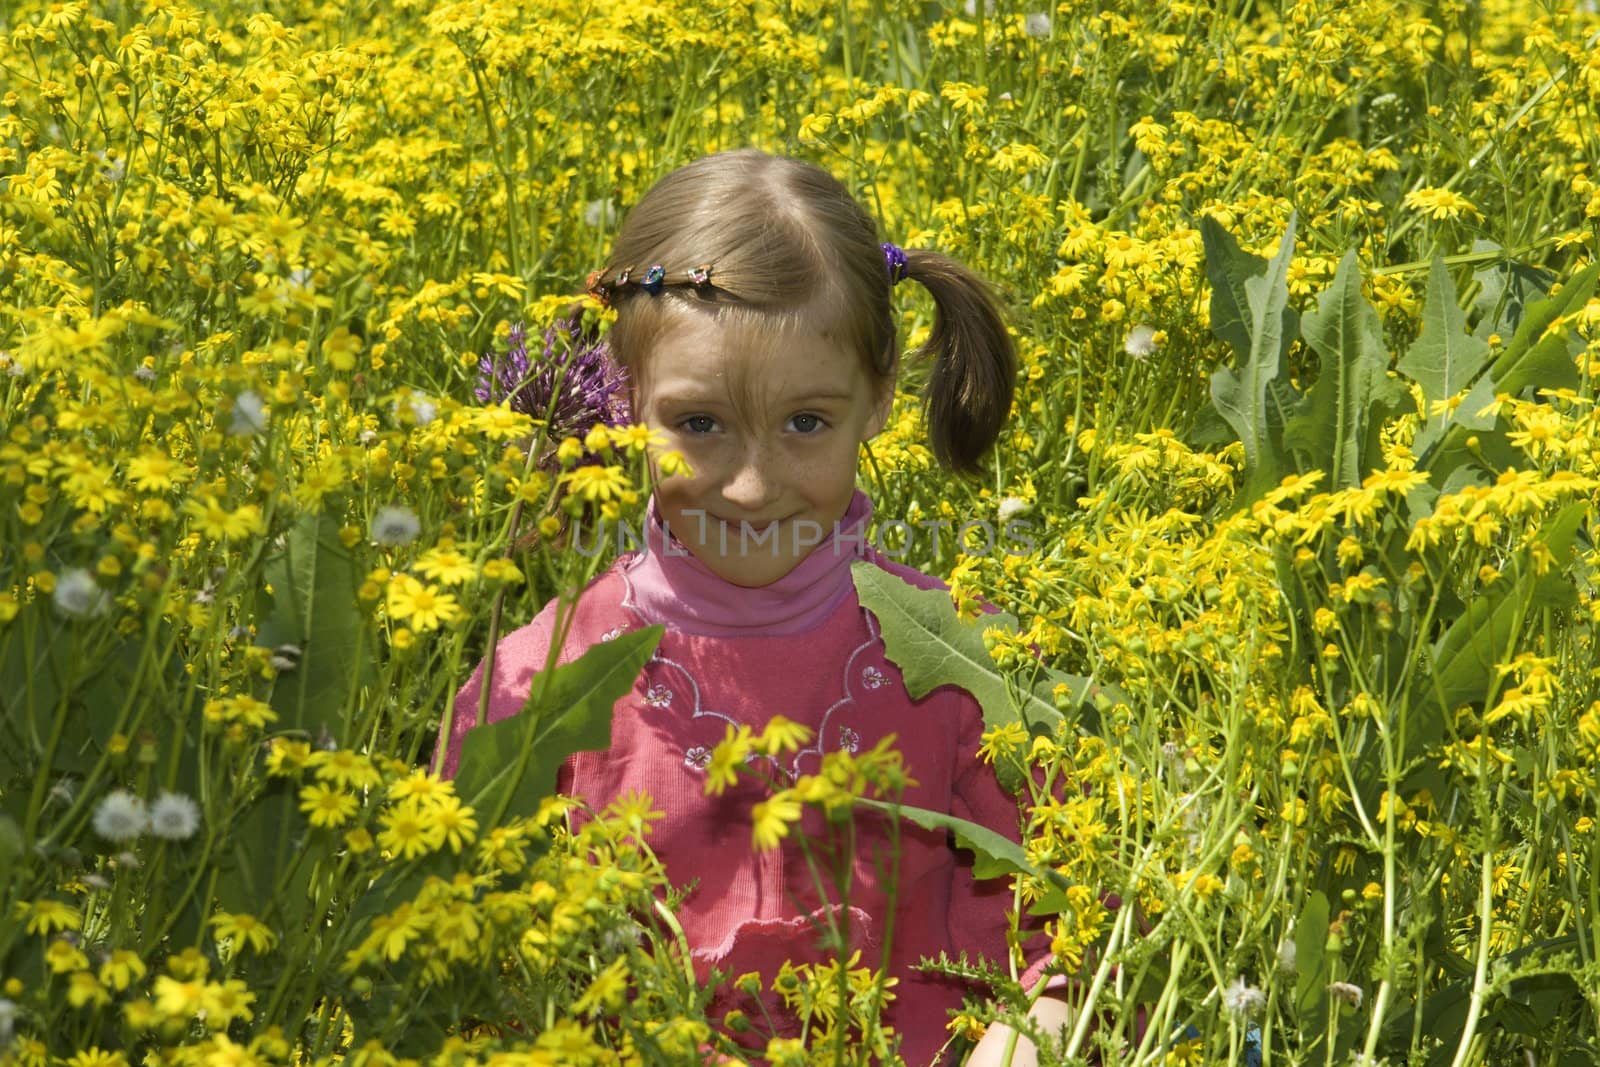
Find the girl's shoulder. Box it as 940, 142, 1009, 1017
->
499, 555, 639, 665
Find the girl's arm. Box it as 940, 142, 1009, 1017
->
965, 996, 1077, 1067
436, 601, 559, 779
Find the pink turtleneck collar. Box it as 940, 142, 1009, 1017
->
619, 490, 875, 637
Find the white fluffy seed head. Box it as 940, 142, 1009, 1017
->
92, 790, 147, 843
370, 505, 421, 547
149, 792, 201, 841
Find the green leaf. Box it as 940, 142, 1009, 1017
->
1205, 213, 1299, 504
1471, 242, 1553, 341
0, 815, 21, 882
1487, 260, 1600, 392
1283, 249, 1393, 489
257, 513, 374, 742
857, 798, 1064, 888
1293, 890, 1331, 1018
1200, 214, 1267, 357
1402, 256, 1495, 455
213, 781, 314, 931
851, 562, 1066, 732
454, 626, 662, 823
1413, 502, 1586, 732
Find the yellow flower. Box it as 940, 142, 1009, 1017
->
182, 496, 266, 541
16, 898, 82, 935
211, 912, 278, 954
377, 799, 446, 860
298, 783, 358, 828
153, 975, 207, 1020
386, 574, 462, 631
754, 716, 813, 756
704, 725, 754, 796
67, 971, 111, 1009
751, 792, 802, 852
608, 423, 663, 453
1403, 187, 1479, 220
65, 1050, 127, 1067
98, 949, 147, 991
200, 978, 256, 1028
560, 464, 632, 504
307, 749, 383, 790
572, 956, 630, 1016
413, 546, 477, 585
429, 794, 479, 853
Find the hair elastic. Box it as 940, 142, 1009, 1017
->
881, 242, 909, 286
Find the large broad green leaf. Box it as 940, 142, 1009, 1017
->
1283, 249, 1394, 489
1200, 214, 1267, 357
1401, 256, 1495, 456
1293, 890, 1331, 1019
1204, 213, 1299, 504
257, 513, 375, 742
851, 563, 1070, 732
1486, 260, 1600, 392
1412, 502, 1586, 737
857, 798, 1065, 890
1472, 242, 1554, 342
213, 781, 314, 933
453, 626, 662, 825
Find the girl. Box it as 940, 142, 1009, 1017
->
439, 150, 1067, 1065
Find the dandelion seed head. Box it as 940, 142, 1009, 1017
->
1277, 937, 1297, 974
370, 505, 421, 547
54, 569, 110, 619
149, 792, 201, 841
1222, 976, 1267, 1018
228, 390, 268, 437
1024, 12, 1052, 36
1125, 324, 1160, 359
93, 790, 147, 843
998, 496, 1031, 522
1328, 980, 1363, 1008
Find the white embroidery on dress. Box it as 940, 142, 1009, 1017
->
644, 684, 673, 708
600, 626, 625, 642
620, 566, 889, 779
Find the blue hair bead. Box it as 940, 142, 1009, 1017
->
881, 242, 909, 286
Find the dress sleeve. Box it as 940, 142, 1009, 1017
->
435, 599, 561, 780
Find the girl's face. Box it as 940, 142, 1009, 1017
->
633, 307, 891, 588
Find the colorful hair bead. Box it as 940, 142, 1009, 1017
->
690, 264, 712, 287
585, 269, 612, 307
641, 264, 666, 294
616, 267, 633, 287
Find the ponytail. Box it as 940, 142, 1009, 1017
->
902, 249, 1017, 474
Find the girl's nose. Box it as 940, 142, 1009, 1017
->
721, 444, 781, 511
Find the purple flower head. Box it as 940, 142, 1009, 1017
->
476, 313, 631, 438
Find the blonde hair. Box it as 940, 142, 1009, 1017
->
591, 149, 1015, 473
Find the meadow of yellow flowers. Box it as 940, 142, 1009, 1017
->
4, 0, 1600, 1063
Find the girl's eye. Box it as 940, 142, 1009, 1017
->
681, 415, 718, 434
788, 413, 824, 433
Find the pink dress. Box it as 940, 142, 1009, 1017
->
440, 492, 1043, 1065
